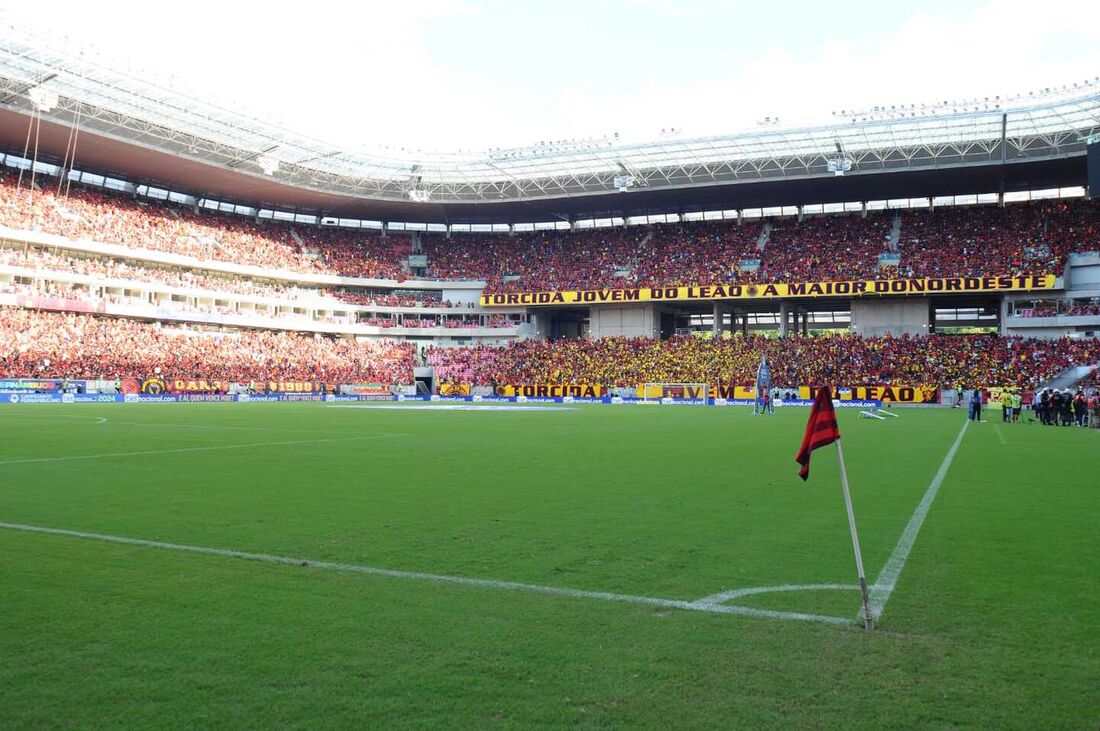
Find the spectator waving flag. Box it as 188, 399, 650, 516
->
795, 385, 840, 480
794, 385, 875, 628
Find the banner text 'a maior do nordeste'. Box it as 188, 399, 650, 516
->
480, 274, 1055, 307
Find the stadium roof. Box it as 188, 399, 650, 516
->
0, 20, 1097, 224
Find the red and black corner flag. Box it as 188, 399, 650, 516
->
792, 385, 875, 629
795, 385, 841, 480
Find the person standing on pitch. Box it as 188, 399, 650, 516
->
1061, 390, 1074, 426
1073, 391, 1088, 427
969, 389, 982, 421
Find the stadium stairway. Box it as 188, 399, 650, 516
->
1040, 364, 1098, 391
888, 213, 902, 252
756, 222, 770, 252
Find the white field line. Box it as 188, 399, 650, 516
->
93, 421, 363, 436
1, 413, 383, 437
868, 419, 969, 620
0, 521, 852, 626
0, 433, 408, 467
695, 583, 859, 607
993, 423, 1008, 445
0, 414, 107, 424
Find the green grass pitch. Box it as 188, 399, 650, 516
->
0, 402, 1097, 728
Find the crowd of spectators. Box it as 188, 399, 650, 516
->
424, 227, 654, 292
3, 170, 1097, 292
330, 291, 464, 308
401, 318, 439, 329
1076, 367, 1100, 390
628, 219, 763, 287
426, 201, 1097, 293
1036, 198, 1100, 260
762, 214, 892, 282
356, 314, 510, 330
0, 176, 320, 271
897, 204, 1044, 279
424, 220, 768, 291
427, 333, 1100, 390
0, 247, 479, 319
303, 226, 409, 279
0, 245, 327, 301
1011, 299, 1100, 318
0, 261, 360, 326
0, 174, 409, 278
0, 306, 416, 383
0, 277, 513, 329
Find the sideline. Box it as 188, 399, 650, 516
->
867, 419, 969, 620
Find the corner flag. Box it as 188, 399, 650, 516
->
794, 385, 875, 629
795, 386, 840, 480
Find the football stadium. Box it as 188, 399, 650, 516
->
1, 4, 1099, 728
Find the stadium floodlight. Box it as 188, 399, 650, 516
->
27, 85, 58, 112
256, 155, 280, 176
613, 175, 635, 192
408, 189, 431, 203
827, 157, 853, 176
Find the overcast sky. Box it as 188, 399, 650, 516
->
8, 0, 1100, 152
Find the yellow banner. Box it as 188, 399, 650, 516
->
475, 383, 950, 403
831, 385, 940, 404
495, 384, 606, 398
480, 274, 1056, 307
632, 384, 938, 402
985, 386, 1007, 409
638, 384, 757, 399
439, 383, 471, 396
513, 384, 941, 401
645, 385, 939, 402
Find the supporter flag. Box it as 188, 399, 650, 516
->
795, 386, 840, 480
754, 356, 772, 414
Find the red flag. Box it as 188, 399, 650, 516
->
795, 385, 841, 481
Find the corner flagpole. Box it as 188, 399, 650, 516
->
795, 385, 875, 630
835, 440, 875, 630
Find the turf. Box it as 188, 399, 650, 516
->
0, 403, 1096, 728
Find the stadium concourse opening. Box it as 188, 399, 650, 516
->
544, 308, 589, 339
535, 294, 1004, 340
